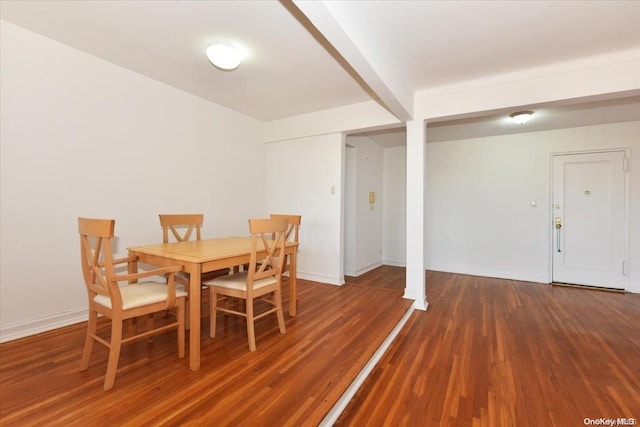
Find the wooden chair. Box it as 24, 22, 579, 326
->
160, 213, 204, 243
78, 217, 186, 391
240, 214, 301, 272
269, 214, 301, 274
159, 214, 230, 285
159, 214, 230, 325
204, 218, 288, 351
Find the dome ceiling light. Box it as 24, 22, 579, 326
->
206, 43, 246, 71
509, 111, 534, 125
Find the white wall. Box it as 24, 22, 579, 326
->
264, 133, 345, 285
343, 136, 384, 276
383, 146, 406, 266
0, 22, 265, 341
424, 121, 640, 292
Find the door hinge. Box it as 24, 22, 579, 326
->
623, 157, 630, 172
622, 260, 627, 276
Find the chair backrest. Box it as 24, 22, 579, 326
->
269, 214, 301, 243
247, 218, 289, 285
159, 214, 204, 243
78, 217, 120, 304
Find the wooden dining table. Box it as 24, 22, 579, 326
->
127, 236, 299, 371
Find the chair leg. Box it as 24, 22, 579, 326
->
184, 295, 190, 330
146, 313, 154, 344
209, 288, 217, 338
127, 317, 137, 336
103, 318, 123, 391
275, 287, 286, 334
177, 298, 185, 358
79, 310, 97, 371
246, 298, 256, 352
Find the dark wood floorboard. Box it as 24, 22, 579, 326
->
344, 265, 406, 291
337, 271, 640, 426
4, 268, 638, 426
0, 273, 411, 426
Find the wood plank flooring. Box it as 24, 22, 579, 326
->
337, 271, 640, 426
2, 268, 639, 426
0, 274, 411, 426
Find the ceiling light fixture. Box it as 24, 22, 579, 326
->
509, 111, 533, 125
206, 43, 245, 71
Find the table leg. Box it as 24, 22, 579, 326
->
188, 263, 201, 371
127, 255, 138, 335
289, 249, 298, 316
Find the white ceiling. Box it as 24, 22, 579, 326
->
1, 0, 639, 136
1, 0, 371, 121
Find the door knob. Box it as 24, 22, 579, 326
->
555, 217, 562, 252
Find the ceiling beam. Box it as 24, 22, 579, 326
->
290, 0, 413, 121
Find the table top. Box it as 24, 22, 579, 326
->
128, 236, 297, 263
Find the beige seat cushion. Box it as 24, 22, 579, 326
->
94, 281, 188, 310
204, 272, 277, 291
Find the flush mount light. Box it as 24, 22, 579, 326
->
509, 111, 533, 125
206, 43, 245, 71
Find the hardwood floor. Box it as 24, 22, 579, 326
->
2, 268, 639, 426
344, 265, 406, 291
337, 271, 640, 426
0, 273, 411, 426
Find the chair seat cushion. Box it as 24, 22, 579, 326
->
204, 272, 277, 291
94, 281, 188, 310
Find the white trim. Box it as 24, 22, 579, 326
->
319, 305, 415, 427
403, 287, 415, 300
382, 259, 406, 267
413, 297, 429, 311
344, 261, 384, 278
0, 308, 86, 343
425, 265, 549, 285
297, 271, 344, 286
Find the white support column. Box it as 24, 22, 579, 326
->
404, 120, 428, 311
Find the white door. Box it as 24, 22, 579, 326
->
552, 151, 628, 289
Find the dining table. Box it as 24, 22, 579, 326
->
127, 236, 299, 371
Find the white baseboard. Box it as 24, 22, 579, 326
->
0, 308, 86, 343
344, 261, 383, 278
426, 264, 548, 284
382, 259, 405, 267
297, 271, 343, 286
